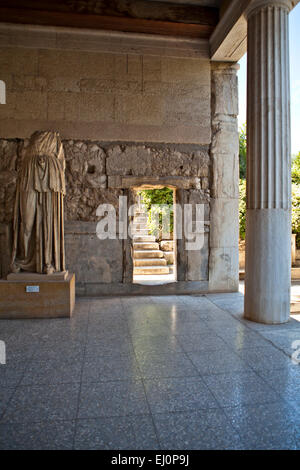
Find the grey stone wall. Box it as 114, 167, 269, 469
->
0, 138, 211, 289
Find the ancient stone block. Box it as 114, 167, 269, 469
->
0, 173, 17, 223
0, 223, 12, 279
108, 175, 201, 189
47, 92, 65, 121
79, 93, 114, 122
0, 47, 38, 75
188, 189, 210, 206
142, 56, 162, 81
164, 94, 210, 126
12, 75, 47, 92
64, 93, 80, 121
48, 77, 80, 93
161, 58, 210, 85
163, 251, 174, 265
160, 240, 174, 251
65, 222, 123, 283
211, 152, 239, 199
212, 68, 239, 117
64, 140, 112, 221
210, 198, 239, 249
201, 177, 210, 190
209, 246, 239, 291
80, 78, 115, 94
0, 140, 18, 172
115, 94, 163, 125
106, 145, 210, 178
0, 91, 16, 119
187, 232, 209, 281
211, 118, 239, 156
38, 50, 116, 80
0, 140, 19, 223
14, 91, 47, 120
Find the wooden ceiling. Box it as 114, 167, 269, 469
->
0, 0, 220, 39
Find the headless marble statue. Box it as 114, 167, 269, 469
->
11, 131, 66, 274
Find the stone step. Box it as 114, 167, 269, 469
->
132, 223, 148, 230
133, 250, 164, 259
133, 242, 159, 250
135, 217, 148, 224
163, 251, 175, 264
131, 229, 149, 235
133, 266, 170, 275
134, 211, 147, 218
134, 258, 167, 267
133, 235, 156, 242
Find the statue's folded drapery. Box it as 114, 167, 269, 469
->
11, 131, 66, 274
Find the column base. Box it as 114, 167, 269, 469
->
244, 209, 291, 324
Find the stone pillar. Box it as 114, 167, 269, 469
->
244, 0, 292, 323
209, 63, 240, 292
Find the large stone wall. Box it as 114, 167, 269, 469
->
0, 46, 210, 144
0, 38, 240, 295
0, 138, 211, 291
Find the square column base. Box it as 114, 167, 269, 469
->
0, 273, 75, 319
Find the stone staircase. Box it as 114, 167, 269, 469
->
132, 208, 170, 276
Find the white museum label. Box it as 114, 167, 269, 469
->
26, 286, 40, 293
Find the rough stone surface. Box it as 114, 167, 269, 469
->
209, 63, 239, 292
0, 223, 11, 279
0, 140, 20, 224
0, 136, 212, 285
106, 145, 210, 178
160, 240, 174, 252
0, 138, 211, 224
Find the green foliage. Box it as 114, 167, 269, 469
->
239, 179, 247, 240
292, 152, 300, 184
239, 180, 300, 247
239, 124, 247, 179
292, 183, 300, 248
238, 122, 300, 247
138, 187, 173, 239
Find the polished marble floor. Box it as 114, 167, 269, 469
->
0, 291, 300, 450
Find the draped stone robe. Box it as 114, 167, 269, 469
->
11, 131, 66, 274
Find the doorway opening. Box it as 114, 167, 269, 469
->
131, 186, 177, 285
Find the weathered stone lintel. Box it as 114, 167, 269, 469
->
108, 175, 201, 190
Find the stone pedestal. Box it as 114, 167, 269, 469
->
0, 273, 75, 319
244, 0, 292, 324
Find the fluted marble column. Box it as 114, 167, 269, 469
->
244, 0, 292, 323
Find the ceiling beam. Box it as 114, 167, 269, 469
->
0, 0, 219, 26
210, 0, 300, 62
0, 7, 216, 38
209, 0, 250, 61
